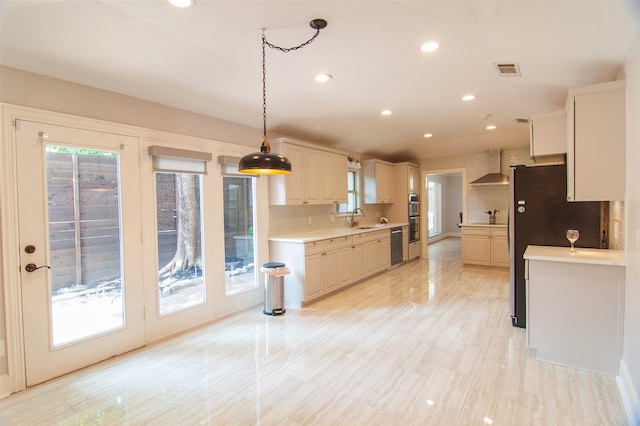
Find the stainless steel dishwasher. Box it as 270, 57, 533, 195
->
390, 227, 403, 266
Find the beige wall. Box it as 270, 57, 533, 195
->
0, 66, 264, 149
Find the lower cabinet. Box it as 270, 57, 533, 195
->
304, 251, 324, 300
364, 230, 390, 273
351, 233, 367, 282
461, 225, 508, 267
490, 232, 509, 267
525, 251, 624, 375
270, 229, 391, 307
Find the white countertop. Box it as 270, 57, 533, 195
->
524, 245, 625, 266
269, 222, 408, 243
459, 223, 507, 228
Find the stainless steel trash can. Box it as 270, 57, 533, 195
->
261, 262, 290, 316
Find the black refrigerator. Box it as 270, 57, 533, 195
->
509, 164, 607, 328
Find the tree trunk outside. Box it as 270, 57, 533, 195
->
159, 173, 201, 275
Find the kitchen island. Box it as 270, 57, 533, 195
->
269, 223, 407, 307
524, 245, 625, 375
460, 223, 509, 267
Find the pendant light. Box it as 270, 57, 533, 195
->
239, 19, 328, 174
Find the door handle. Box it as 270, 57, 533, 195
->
24, 263, 51, 273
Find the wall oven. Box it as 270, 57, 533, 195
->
409, 216, 420, 242
408, 194, 420, 217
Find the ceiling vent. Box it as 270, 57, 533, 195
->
516, 118, 529, 124
496, 62, 521, 77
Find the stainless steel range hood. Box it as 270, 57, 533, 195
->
469, 149, 509, 186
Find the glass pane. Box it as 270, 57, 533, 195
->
156, 173, 205, 315
223, 176, 257, 295
347, 171, 355, 191
428, 181, 442, 236
46, 146, 124, 346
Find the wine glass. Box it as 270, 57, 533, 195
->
566, 229, 580, 253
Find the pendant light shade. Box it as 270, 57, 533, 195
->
239, 19, 327, 175
238, 139, 292, 174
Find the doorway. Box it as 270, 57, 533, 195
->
423, 169, 466, 255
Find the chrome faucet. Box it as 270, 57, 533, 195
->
350, 208, 365, 228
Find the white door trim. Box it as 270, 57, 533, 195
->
0, 109, 27, 394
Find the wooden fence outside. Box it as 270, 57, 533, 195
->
47, 152, 177, 291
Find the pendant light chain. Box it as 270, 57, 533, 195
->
261, 28, 323, 151
239, 19, 326, 174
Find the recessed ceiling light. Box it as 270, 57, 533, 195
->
381, 110, 392, 116
462, 94, 476, 101
315, 73, 332, 83
420, 41, 439, 52
486, 125, 497, 130
423, 133, 433, 138
168, 0, 193, 7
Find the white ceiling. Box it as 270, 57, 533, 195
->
1, 1, 638, 161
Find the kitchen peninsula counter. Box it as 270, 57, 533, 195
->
524, 245, 625, 375
523, 245, 625, 266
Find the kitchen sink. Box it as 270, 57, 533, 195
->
356, 224, 387, 230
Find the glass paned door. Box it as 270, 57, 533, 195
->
46, 147, 125, 345
223, 176, 257, 295
17, 121, 145, 386
428, 180, 442, 237
155, 172, 205, 314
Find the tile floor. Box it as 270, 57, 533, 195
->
0, 238, 628, 425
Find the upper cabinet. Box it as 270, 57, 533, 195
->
269, 138, 348, 205
321, 152, 348, 205
387, 162, 420, 223
529, 110, 566, 158
566, 80, 625, 202
363, 159, 395, 204
408, 164, 421, 194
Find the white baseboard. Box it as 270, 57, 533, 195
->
0, 374, 10, 399
428, 232, 461, 244
618, 359, 640, 426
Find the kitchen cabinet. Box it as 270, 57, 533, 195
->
408, 242, 421, 260
461, 225, 508, 267
351, 232, 367, 282
388, 162, 422, 260
304, 250, 324, 300
529, 110, 566, 158
566, 80, 625, 201
489, 227, 509, 267
269, 138, 348, 205
402, 225, 409, 262
337, 244, 353, 288
269, 228, 392, 307
363, 159, 395, 204
364, 229, 391, 273
408, 164, 421, 194
524, 246, 624, 375
321, 152, 348, 204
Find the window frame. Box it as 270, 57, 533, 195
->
336, 169, 360, 215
